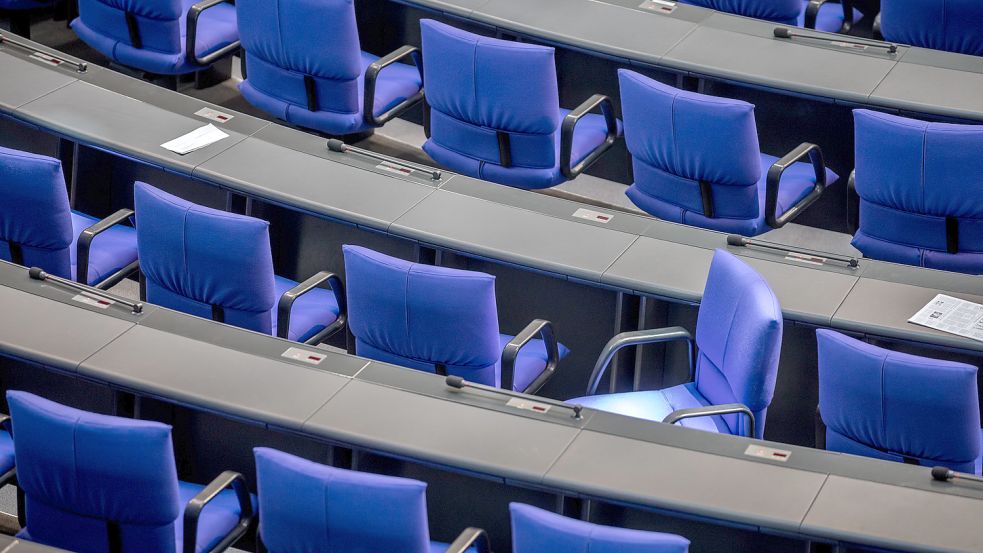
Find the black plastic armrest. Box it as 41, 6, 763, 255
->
663, 403, 756, 438
872, 12, 883, 40
76, 208, 134, 287
277, 271, 347, 345
502, 319, 559, 394
186, 0, 241, 67
585, 327, 694, 396
815, 405, 827, 450
443, 527, 492, 553
802, 0, 829, 29
846, 169, 859, 235
840, 0, 856, 33
183, 471, 253, 553
364, 45, 424, 127
560, 94, 619, 180
765, 142, 827, 229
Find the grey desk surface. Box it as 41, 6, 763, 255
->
3, 540, 71, 553
0, 50, 77, 111
872, 48, 983, 122
801, 475, 983, 553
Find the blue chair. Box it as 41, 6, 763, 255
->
343, 245, 569, 393
817, 329, 982, 474
569, 249, 782, 439
71, 0, 240, 79
7, 390, 253, 553
254, 447, 487, 553
681, 0, 860, 33
133, 182, 345, 344
1, 0, 56, 39
850, 110, 983, 274
875, 0, 983, 56
510, 503, 690, 553
420, 19, 621, 190
0, 146, 139, 289
236, 0, 423, 137
618, 70, 837, 236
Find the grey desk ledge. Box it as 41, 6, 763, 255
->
0, 49, 78, 111
870, 47, 983, 122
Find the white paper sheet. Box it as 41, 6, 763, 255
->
908, 294, 983, 342
160, 124, 229, 155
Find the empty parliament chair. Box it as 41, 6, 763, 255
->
7, 390, 253, 553
420, 19, 620, 190
343, 245, 568, 393
850, 110, 983, 274
0, 146, 139, 288
0, 0, 56, 39
510, 503, 690, 553
71, 0, 240, 80
680, 0, 859, 33
817, 329, 982, 473
569, 250, 782, 439
254, 447, 485, 553
618, 70, 836, 236
134, 182, 345, 344
876, 0, 983, 56
236, 0, 423, 137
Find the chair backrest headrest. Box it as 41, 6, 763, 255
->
343, 245, 502, 369
134, 182, 276, 331
694, 250, 782, 437
682, 0, 802, 24
76, 0, 187, 53
817, 329, 981, 468
0, 146, 74, 279
510, 503, 690, 552
8, 390, 180, 549
254, 447, 432, 553
881, 0, 983, 56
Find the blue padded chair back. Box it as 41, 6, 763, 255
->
881, 0, 983, 56
7, 391, 181, 553
74, 0, 188, 56
618, 70, 764, 233
421, 19, 561, 170
0, 146, 74, 279
237, 0, 363, 116
852, 110, 983, 274
680, 0, 801, 24
343, 245, 503, 386
134, 182, 277, 333
511, 503, 690, 552
254, 447, 432, 553
694, 250, 782, 439
817, 329, 981, 472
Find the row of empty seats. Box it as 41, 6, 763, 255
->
0, 391, 693, 552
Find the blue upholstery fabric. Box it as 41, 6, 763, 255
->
7, 390, 248, 553
343, 245, 568, 390
881, 0, 983, 56
421, 19, 620, 189
71, 0, 239, 75
0, 146, 137, 285
619, 70, 836, 236
511, 503, 690, 552
570, 250, 782, 439
237, 0, 422, 136
681, 0, 802, 24
134, 182, 338, 339
0, 429, 13, 477
0, 0, 55, 10
796, 0, 859, 32
852, 110, 983, 274
817, 329, 982, 473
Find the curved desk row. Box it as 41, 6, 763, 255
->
0, 258, 981, 553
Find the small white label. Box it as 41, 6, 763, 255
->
573, 208, 614, 224
281, 347, 326, 365
194, 108, 234, 123
744, 444, 791, 462
72, 292, 115, 309
784, 251, 827, 266
831, 41, 869, 51
638, 0, 677, 14
375, 161, 414, 177
30, 52, 63, 67
506, 397, 552, 414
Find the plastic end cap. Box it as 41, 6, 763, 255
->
326, 139, 347, 153
773, 27, 793, 39
726, 234, 747, 247
446, 375, 466, 389
28, 267, 46, 280
931, 466, 953, 482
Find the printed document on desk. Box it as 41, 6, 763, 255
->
160, 124, 228, 155
909, 294, 983, 342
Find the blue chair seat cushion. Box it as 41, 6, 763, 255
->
270, 275, 341, 343
497, 334, 571, 392
797, 0, 862, 32
0, 430, 13, 477
69, 211, 138, 286
569, 382, 727, 434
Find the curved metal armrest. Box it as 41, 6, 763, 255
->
872, 12, 883, 40
502, 319, 559, 394
444, 527, 492, 553
364, 45, 424, 127
585, 327, 693, 396
765, 142, 827, 229
183, 470, 253, 553
663, 403, 756, 438
77, 209, 137, 288
186, 0, 241, 67
802, 0, 829, 29
846, 170, 859, 235
560, 94, 619, 180
277, 271, 347, 345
